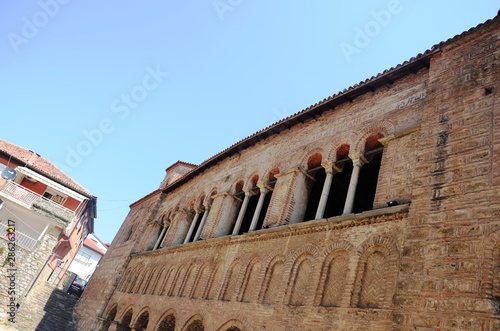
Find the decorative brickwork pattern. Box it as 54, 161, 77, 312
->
75, 14, 500, 331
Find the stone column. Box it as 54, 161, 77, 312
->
314, 161, 340, 220
194, 203, 210, 241
342, 154, 367, 215
153, 222, 168, 250
232, 190, 251, 235
249, 182, 269, 231
183, 211, 199, 244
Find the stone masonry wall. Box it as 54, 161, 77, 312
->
76, 14, 500, 331
0, 226, 59, 324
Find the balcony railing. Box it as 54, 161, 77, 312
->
0, 181, 74, 224
0, 222, 38, 250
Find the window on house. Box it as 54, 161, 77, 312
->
75, 251, 91, 264
43, 189, 67, 205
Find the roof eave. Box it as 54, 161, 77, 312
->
161, 49, 438, 194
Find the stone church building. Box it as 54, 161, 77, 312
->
75, 13, 500, 331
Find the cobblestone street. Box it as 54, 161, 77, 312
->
3, 283, 78, 331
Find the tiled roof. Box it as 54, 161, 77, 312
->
83, 237, 107, 255
0, 139, 94, 197
122, 13, 500, 205
166, 160, 198, 171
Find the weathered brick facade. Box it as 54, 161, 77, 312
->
75, 14, 500, 331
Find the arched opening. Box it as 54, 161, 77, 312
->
238, 176, 259, 235
116, 309, 133, 331
134, 311, 149, 331
153, 213, 171, 250
230, 180, 245, 234
303, 153, 325, 221
187, 195, 205, 242
324, 144, 353, 218
492, 243, 500, 302
157, 313, 176, 331
227, 328, 242, 331
353, 133, 384, 213
99, 305, 117, 331
185, 319, 204, 331
254, 169, 279, 230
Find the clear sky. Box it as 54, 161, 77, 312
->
1, 1, 497, 244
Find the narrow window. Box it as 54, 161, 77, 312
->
352, 134, 384, 213
324, 144, 352, 218
303, 153, 325, 221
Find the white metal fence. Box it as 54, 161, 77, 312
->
0, 221, 39, 250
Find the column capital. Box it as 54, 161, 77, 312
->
257, 180, 271, 193
212, 191, 231, 199
321, 161, 341, 174
349, 152, 368, 166
275, 167, 301, 178
243, 188, 256, 197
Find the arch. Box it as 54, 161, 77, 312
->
216, 319, 247, 331
307, 152, 323, 170
267, 167, 280, 183
139, 269, 153, 294
481, 230, 500, 305
318, 249, 350, 307
239, 257, 262, 302
351, 121, 394, 154
133, 309, 149, 331
147, 267, 161, 295
207, 187, 218, 204
118, 269, 134, 292
182, 315, 204, 331
233, 180, 245, 195
155, 311, 176, 331
105, 304, 117, 320
193, 263, 212, 299
128, 268, 143, 293
248, 173, 259, 189
286, 253, 314, 305
222, 261, 241, 301
117, 307, 133, 331
259, 255, 286, 304
352, 234, 400, 309
336, 143, 351, 162
300, 148, 325, 169
180, 265, 198, 297
98, 304, 117, 331
325, 137, 352, 162
170, 265, 187, 296
207, 262, 224, 300
160, 267, 176, 295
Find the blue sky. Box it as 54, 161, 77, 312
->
0, 1, 497, 243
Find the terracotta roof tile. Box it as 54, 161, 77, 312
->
127, 13, 499, 204
0, 139, 94, 197
83, 237, 107, 255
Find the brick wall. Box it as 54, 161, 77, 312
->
75, 14, 500, 331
